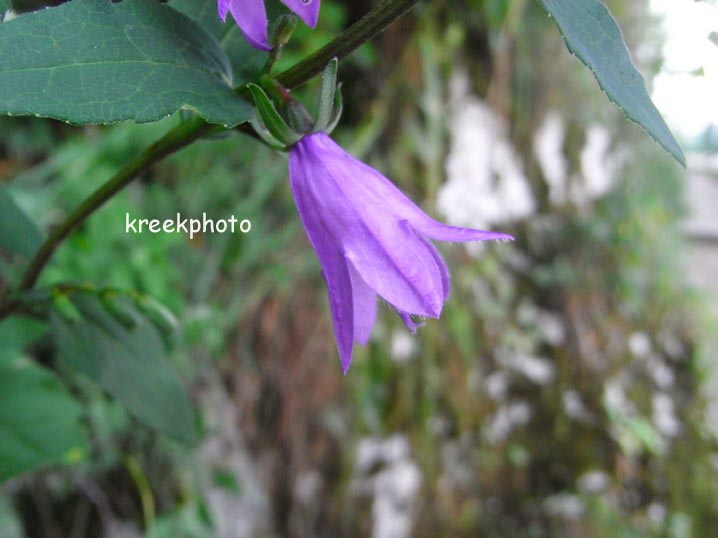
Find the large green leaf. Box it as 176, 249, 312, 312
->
0, 315, 47, 351
0, 0, 251, 126
0, 352, 88, 483
539, 0, 685, 166
0, 187, 43, 257
54, 293, 196, 444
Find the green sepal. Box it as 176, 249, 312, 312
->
285, 100, 315, 134
250, 112, 290, 151
247, 83, 302, 146
323, 83, 344, 135
313, 58, 338, 133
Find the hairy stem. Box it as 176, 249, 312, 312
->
0, 0, 421, 318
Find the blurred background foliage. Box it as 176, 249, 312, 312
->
1, 0, 717, 536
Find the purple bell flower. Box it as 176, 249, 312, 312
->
217, 0, 320, 51
288, 132, 514, 373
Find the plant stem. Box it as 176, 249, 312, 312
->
277, 0, 421, 89
17, 118, 219, 293
0, 0, 421, 318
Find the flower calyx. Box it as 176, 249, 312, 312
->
247, 58, 343, 150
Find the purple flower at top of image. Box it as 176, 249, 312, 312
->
217, 0, 320, 51
288, 133, 514, 373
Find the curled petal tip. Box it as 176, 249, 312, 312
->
399, 312, 426, 334
416, 220, 516, 243
426, 301, 442, 319
223, 0, 272, 50
252, 40, 273, 52
280, 0, 321, 28
217, 0, 230, 21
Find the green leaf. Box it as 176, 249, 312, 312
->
0, 316, 47, 351
0, 187, 43, 257
54, 294, 196, 444
539, 0, 685, 166
0, 1, 9, 16
0, 353, 88, 483
0, 0, 251, 126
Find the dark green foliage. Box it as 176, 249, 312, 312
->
0, 317, 88, 482
54, 291, 196, 444
0, 187, 42, 257
0, 0, 251, 125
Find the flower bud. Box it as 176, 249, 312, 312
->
271, 14, 299, 48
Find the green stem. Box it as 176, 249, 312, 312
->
277, 0, 421, 89
17, 118, 219, 293
0, 0, 421, 319
123, 454, 156, 532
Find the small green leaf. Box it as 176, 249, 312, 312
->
0, 0, 251, 126
0, 353, 88, 482
0, 187, 43, 257
54, 294, 196, 444
134, 294, 179, 335
539, 0, 685, 166
100, 292, 139, 330
52, 289, 83, 324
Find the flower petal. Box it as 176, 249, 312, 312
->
289, 140, 360, 372
227, 0, 271, 51
217, 0, 231, 21
411, 220, 514, 243
348, 262, 376, 346
307, 134, 514, 243
344, 219, 445, 318
291, 135, 445, 318
419, 237, 450, 300
280, 0, 321, 28
320, 253, 355, 374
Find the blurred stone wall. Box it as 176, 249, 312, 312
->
684, 153, 718, 305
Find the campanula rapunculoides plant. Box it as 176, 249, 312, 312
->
0, 0, 687, 488
218, 0, 320, 50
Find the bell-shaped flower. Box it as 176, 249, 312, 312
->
217, 0, 320, 51
288, 133, 513, 373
